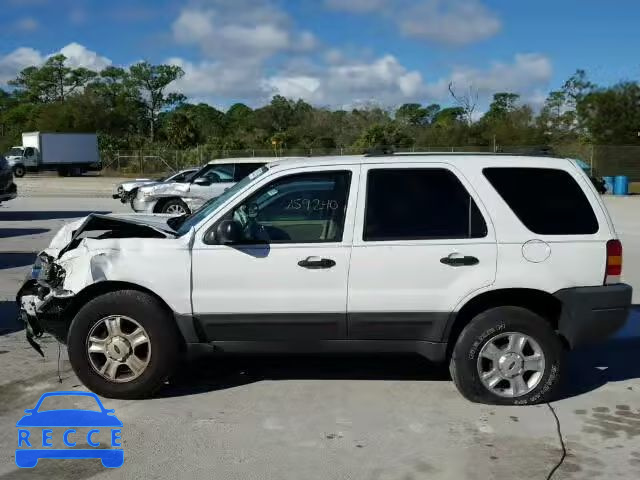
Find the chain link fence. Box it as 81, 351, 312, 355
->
100, 144, 640, 182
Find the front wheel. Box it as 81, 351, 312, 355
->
67, 290, 181, 399
160, 198, 190, 215
13, 165, 26, 177
450, 306, 564, 405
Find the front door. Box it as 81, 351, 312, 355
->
191, 166, 359, 341
347, 163, 498, 341
186, 163, 237, 211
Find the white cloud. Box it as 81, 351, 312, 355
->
325, 0, 388, 13
166, 57, 265, 99
172, 2, 316, 61
0, 47, 44, 84
435, 53, 553, 97
399, 0, 501, 45
324, 0, 501, 46
263, 53, 552, 109
264, 55, 426, 107
16, 17, 39, 32
69, 8, 88, 25
59, 43, 112, 70
0, 43, 111, 86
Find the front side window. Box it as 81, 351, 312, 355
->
483, 167, 598, 235
24, 147, 35, 157
225, 171, 351, 244
364, 168, 487, 241
195, 164, 235, 183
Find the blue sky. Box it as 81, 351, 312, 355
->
2, 0, 640, 111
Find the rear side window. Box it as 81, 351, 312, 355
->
364, 168, 487, 241
234, 163, 265, 181
483, 167, 598, 235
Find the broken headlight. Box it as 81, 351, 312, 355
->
34, 253, 65, 288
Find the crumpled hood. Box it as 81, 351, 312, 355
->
46, 213, 177, 257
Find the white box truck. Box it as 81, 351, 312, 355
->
5, 132, 101, 177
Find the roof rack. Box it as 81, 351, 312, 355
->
364, 151, 564, 158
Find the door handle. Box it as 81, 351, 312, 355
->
440, 253, 479, 267
298, 256, 336, 269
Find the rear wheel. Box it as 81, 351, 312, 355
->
159, 198, 190, 215
449, 306, 563, 405
67, 290, 181, 399
13, 165, 26, 178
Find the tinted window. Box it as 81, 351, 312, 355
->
234, 163, 266, 181
228, 171, 351, 243
364, 168, 487, 241
483, 168, 598, 235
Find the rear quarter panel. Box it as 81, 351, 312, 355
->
455, 157, 612, 296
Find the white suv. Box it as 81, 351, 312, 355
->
18, 153, 632, 405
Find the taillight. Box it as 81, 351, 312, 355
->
605, 239, 622, 284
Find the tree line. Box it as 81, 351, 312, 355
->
1, 55, 639, 158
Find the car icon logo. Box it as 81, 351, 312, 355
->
16, 391, 123, 468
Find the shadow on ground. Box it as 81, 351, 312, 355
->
0, 211, 109, 221
0, 301, 22, 336
560, 305, 639, 400
160, 353, 450, 398
161, 307, 640, 400
0, 228, 48, 239
0, 252, 36, 270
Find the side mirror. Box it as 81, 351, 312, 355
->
193, 177, 211, 186
215, 220, 242, 244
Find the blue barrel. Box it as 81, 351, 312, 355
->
603, 176, 614, 193
613, 175, 629, 195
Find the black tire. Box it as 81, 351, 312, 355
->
449, 306, 563, 405
159, 198, 190, 215
57, 167, 69, 177
67, 290, 181, 399
13, 165, 26, 178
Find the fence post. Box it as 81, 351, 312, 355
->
139, 150, 143, 174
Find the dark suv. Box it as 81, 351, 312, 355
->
0, 155, 17, 204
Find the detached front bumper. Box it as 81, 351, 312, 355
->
555, 284, 633, 348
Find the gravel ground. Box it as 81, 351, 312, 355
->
0, 178, 639, 480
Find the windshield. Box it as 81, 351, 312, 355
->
6, 147, 23, 156
175, 166, 269, 236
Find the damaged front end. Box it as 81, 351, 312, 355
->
17, 252, 72, 355
17, 213, 177, 355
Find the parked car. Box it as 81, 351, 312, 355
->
132, 158, 274, 215
0, 155, 18, 205
17, 153, 632, 405
112, 168, 199, 205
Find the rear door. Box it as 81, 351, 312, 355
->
347, 163, 497, 341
